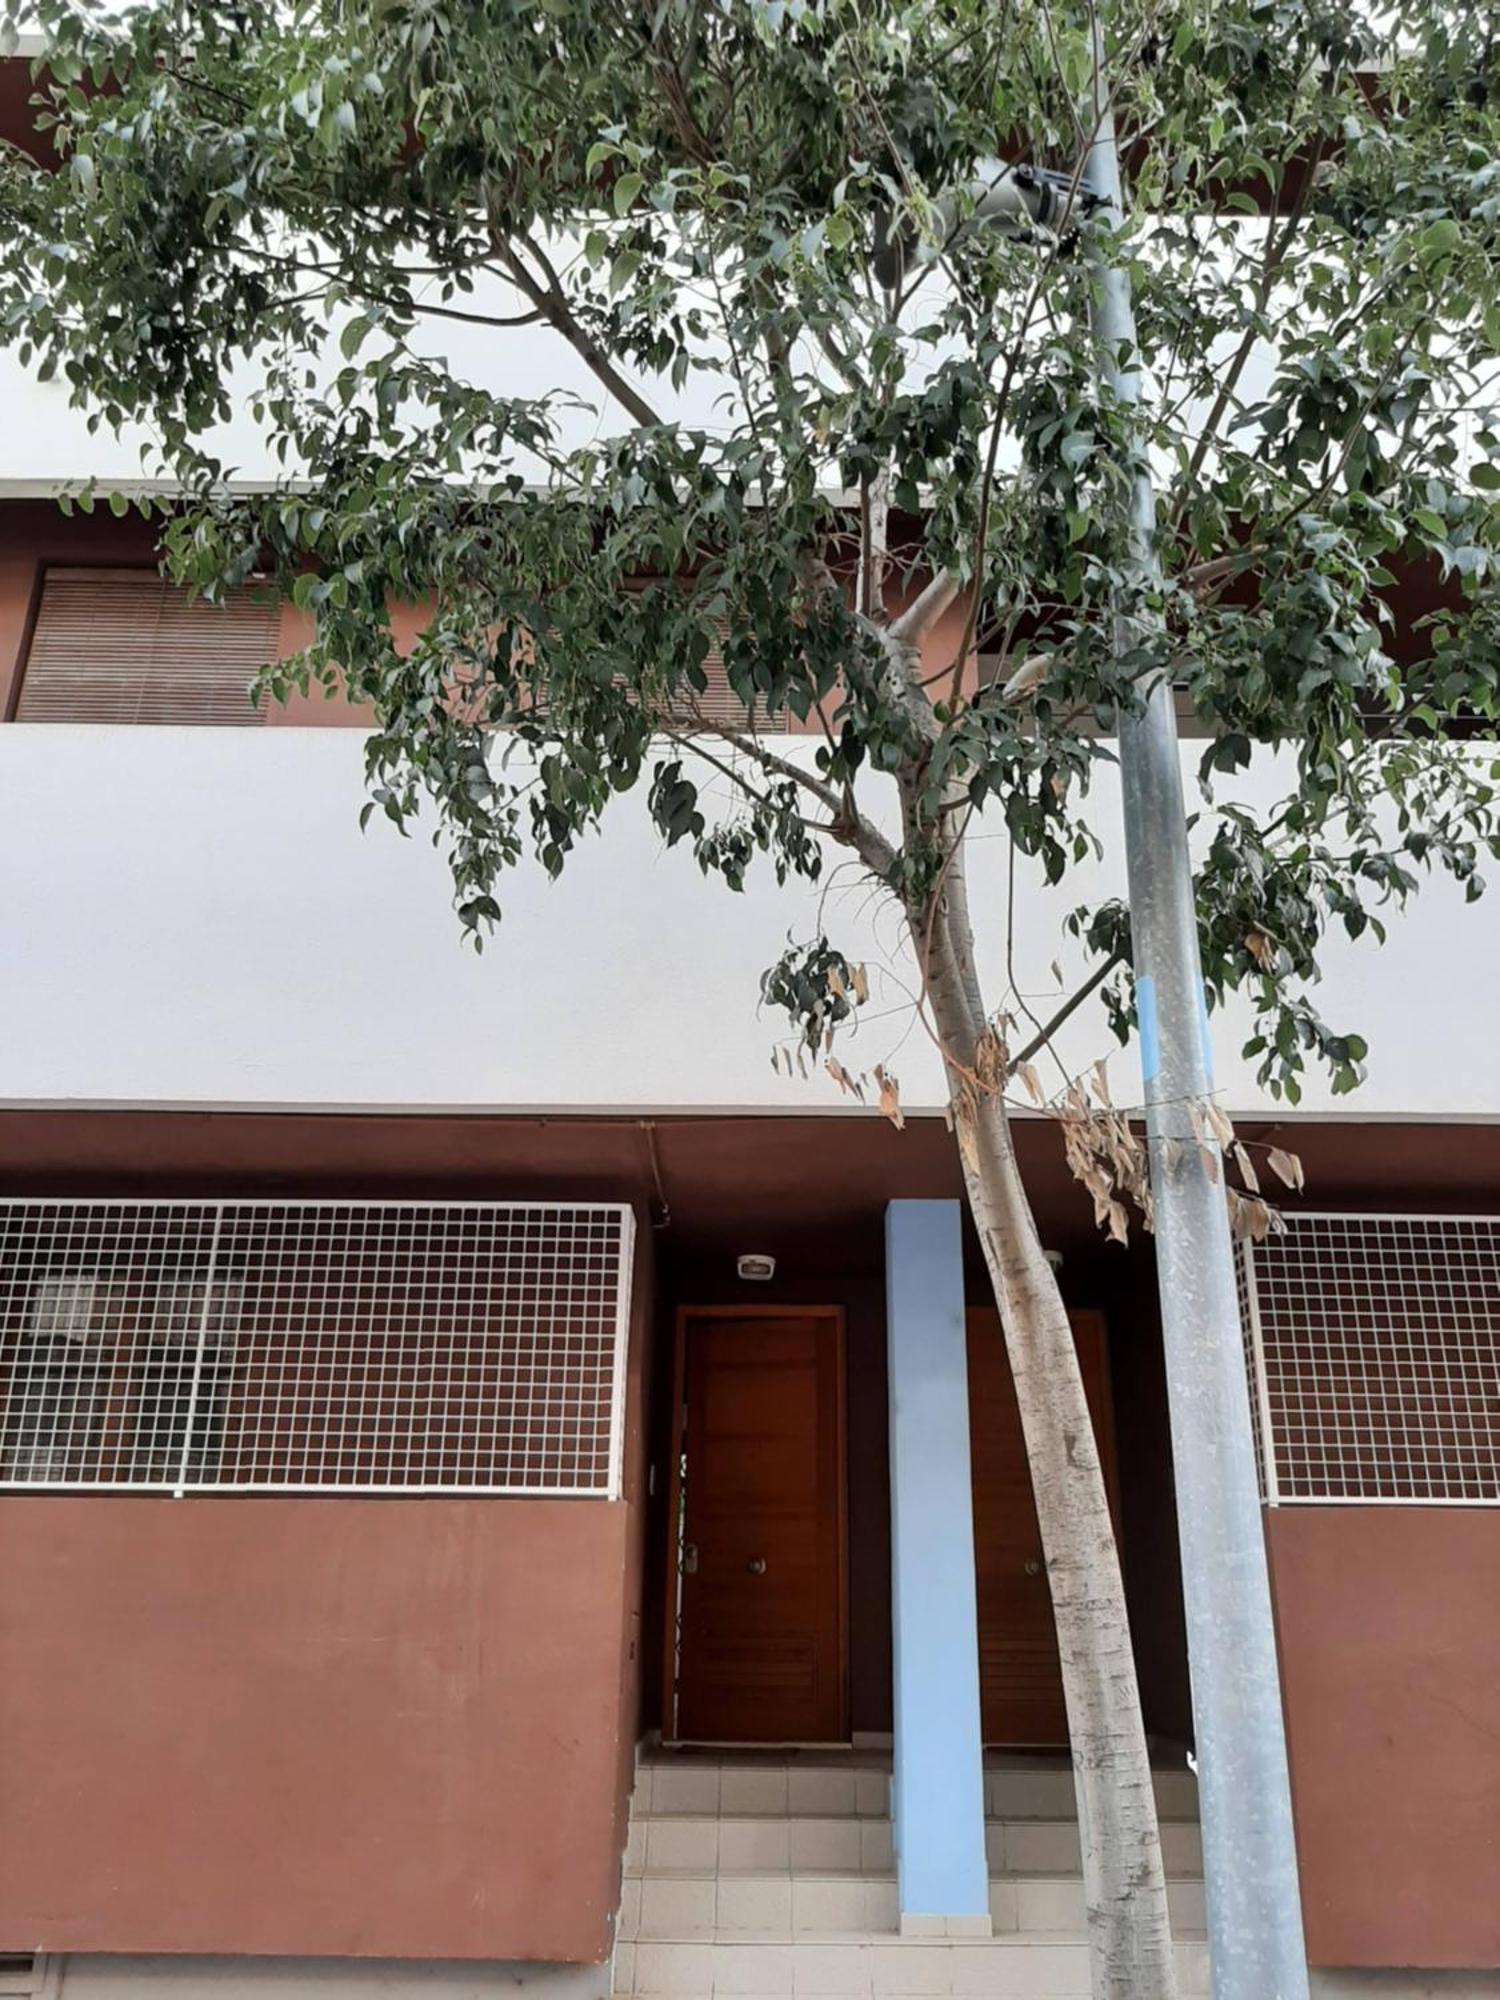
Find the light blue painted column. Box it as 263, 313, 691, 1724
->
885, 1199, 992, 1937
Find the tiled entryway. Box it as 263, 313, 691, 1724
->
613, 1750, 1207, 1998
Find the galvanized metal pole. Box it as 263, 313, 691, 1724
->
1082, 36, 1311, 2000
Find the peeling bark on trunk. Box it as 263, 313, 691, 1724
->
922, 889, 1178, 2000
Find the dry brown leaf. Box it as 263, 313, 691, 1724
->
827, 965, 847, 999
851, 962, 869, 1005
976, 1028, 1006, 1091
1092, 1058, 1113, 1106
1241, 1194, 1274, 1241
1015, 1060, 1045, 1105
874, 1064, 905, 1132
1232, 1141, 1260, 1193
1245, 929, 1276, 970
1204, 1099, 1235, 1148
1266, 1146, 1305, 1191
1198, 1142, 1220, 1185
826, 1057, 855, 1095
1106, 1200, 1129, 1246
1227, 1189, 1284, 1243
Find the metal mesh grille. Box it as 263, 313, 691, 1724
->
1240, 1213, 1500, 1505
0, 1201, 634, 1497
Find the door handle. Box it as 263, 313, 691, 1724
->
746, 1556, 768, 1575
1023, 1557, 1043, 1577
682, 1542, 699, 1575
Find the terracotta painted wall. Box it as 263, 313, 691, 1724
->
0, 1495, 634, 1961
1267, 1507, 1500, 1970
0, 500, 978, 730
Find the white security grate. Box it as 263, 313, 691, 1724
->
1240, 1213, 1500, 1505
0, 1201, 634, 1497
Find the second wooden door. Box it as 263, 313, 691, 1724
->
967, 1306, 1117, 1744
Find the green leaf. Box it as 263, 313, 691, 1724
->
612, 171, 643, 217
1418, 218, 1461, 259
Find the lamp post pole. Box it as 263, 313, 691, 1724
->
1081, 29, 1310, 2000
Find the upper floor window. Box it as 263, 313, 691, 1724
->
15, 567, 279, 725
661, 625, 789, 734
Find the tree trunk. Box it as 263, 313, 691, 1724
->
922, 884, 1178, 2000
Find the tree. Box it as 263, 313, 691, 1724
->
3, 1, 1497, 1992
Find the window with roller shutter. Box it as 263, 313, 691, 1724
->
14, 567, 280, 725
639, 622, 789, 733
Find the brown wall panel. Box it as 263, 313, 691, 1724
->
1267, 1507, 1500, 1970
0, 1495, 634, 1961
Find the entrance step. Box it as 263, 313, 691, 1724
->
639, 1756, 1198, 1825
612, 1936, 1211, 1997
619, 1752, 1208, 1996
626, 1815, 1203, 1880
619, 1872, 1206, 1941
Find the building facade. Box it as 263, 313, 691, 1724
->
1, 51, 1499, 2000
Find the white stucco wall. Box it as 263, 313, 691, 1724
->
0, 725, 1494, 1119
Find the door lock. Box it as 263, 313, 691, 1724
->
1024, 1556, 1044, 1577
682, 1542, 699, 1575
746, 1556, 768, 1575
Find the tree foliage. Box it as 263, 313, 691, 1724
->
2, 0, 1498, 1106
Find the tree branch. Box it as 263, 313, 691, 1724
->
1170, 157, 1316, 508
487, 225, 667, 430
716, 727, 899, 878
890, 568, 962, 642
1010, 949, 1125, 1073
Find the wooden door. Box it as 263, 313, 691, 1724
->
668, 1309, 847, 1743
966, 1307, 1118, 1745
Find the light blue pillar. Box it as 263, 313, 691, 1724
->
885, 1199, 992, 1937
